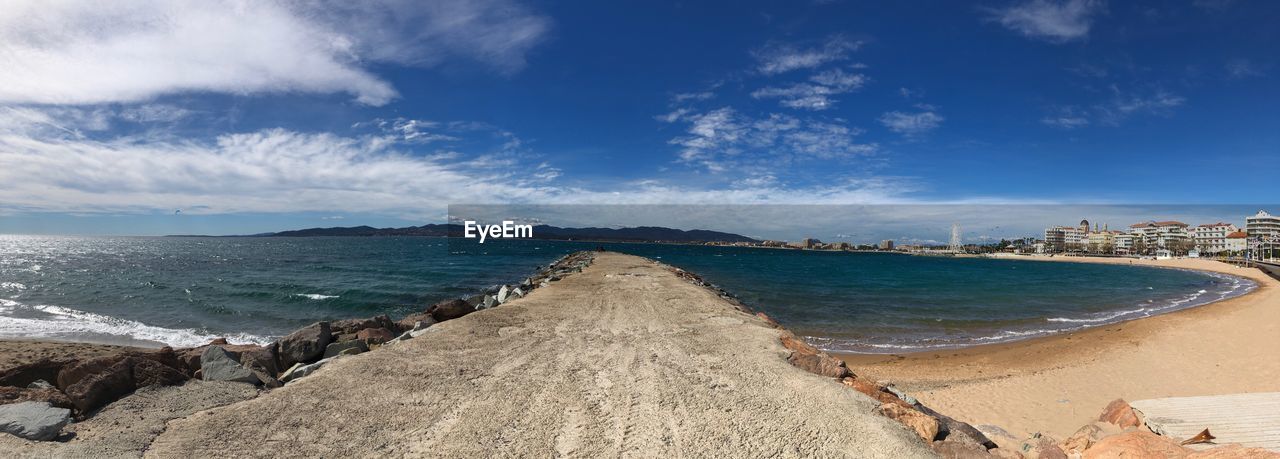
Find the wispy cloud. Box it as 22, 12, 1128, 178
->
661, 107, 877, 172
1225, 59, 1263, 79
751, 69, 869, 110
1042, 88, 1185, 128
986, 0, 1105, 43
751, 36, 863, 75
0, 0, 549, 106
1041, 107, 1090, 129
878, 110, 944, 136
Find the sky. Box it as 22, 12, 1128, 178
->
0, 0, 1276, 239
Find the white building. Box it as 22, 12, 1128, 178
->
1128, 220, 1191, 253
1191, 222, 1239, 255
1045, 219, 1090, 252
1247, 210, 1280, 259
1226, 231, 1248, 254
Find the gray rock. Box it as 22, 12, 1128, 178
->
0, 401, 71, 441
277, 321, 332, 369
511, 287, 525, 298
884, 384, 918, 406
475, 295, 497, 310
278, 357, 335, 384
26, 379, 54, 390
496, 285, 511, 303
322, 340, 368, 359
200, 346, 260, 384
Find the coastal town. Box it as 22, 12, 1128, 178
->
709, 209, 1280, 262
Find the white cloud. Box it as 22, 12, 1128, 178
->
1225, 59, 1263, 79
0, 0, 548, 106
752, 36, 863, 75
1096, 89, 1184, 125
751, 69, 868, 110
987, 0, 1104, 43
1041, 110, 1090, 129
878, 111, 944, 136
662, 108, 877, 171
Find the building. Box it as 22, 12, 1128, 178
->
1114, 233, 1137, 255
1086, 231, 1123, 254
789, 238, 821, 249
1226, 231, 1248, 254
1045, 219, 1090, 252
878, 240, 894, 251
1128, 221, 1191, 253
1191, 222, 1239, 255
1247, 210, 1280, 259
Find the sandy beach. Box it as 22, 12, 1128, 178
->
841, 255, 1280, 441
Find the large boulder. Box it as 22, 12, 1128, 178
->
395, 313, 435, 333
130, 357, 187, 388
1083, 430, 1187, 458
277, 322, 332, 369
322, 340, 368, 359
200, 346, 259, 384
779, 333, 850, 379
57, 356, 135, 414
1098, 398, 1142, 429
330, 315, 396, 335
0, 401, 71, 441
878, 402, 940, 442
0, 359, 74, 388
356, 327, 394, 345
427, 299, 473, 322
0, 386, 73, 410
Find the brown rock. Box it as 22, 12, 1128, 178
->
330, 315, 396, 335
932, 439, 992, 458
237, 343, 280, 377
0, 358, 74, 388
1061, 423, 1104, 455
356, 327, 394, 345
59, 357, 135, 413
395, 313, 435, 333
130, 357, 188, 387
1020, 434, 1069, 459
176, 343, 267, 374
208, 338, 228, 345
0, 386, 74, 410
841, 376, 906, 406
1083, 430, 1188, 459
779, 333, 850, 379
988, 448, 1024, 459
277, 322, 332, 369
1098, 398, 1142, 429
879, 402, 941, 442
427, 299, 474, 322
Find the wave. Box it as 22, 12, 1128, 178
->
293, 293, 340, 300
0, 298, 271, 348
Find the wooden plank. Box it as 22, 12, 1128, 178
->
1131, 392, 1280, 452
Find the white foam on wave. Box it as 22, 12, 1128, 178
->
1, 282, 26, 291
0, 298, 271, 348
294, 293, 339, 300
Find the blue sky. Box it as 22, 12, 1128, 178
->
0, 0, 1276, 238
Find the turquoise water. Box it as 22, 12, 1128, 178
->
0, 235, 1253, 352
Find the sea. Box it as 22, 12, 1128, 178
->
0, 235, 1255, 353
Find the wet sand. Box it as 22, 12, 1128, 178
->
839, 256, 1280, 441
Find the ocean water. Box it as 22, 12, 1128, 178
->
0, 235, 1254, 352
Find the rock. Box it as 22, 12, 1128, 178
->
277, 322, 332, 369
427, 299, 474, 322
330, 315, 396, 335
1083, 430, 1188, 458
278, 357, 334, 384
975, 424, 1022, 450
176, 343, 263, 374
841, 376, 904, 406
356, 327, 394, 345
1098, 398, 1141, 429
237, 343, 280, 378
1020, 433, 1068, 459
27, 380, 54, 390
496, 285, 511, 303
988, 448, 1024, 459
208, 338, 228, 345
131, 357, 187, 388
779, 333, 850, 378
511, 287, 525, 298
0, 386, 73, 410
931, 439, 991, 458
323, 340, 368, 359
1060, 423, 1105, 456
200, 346, 259, 384
395, 313, 435, 333
884, 384, 919, 406
409, 325, 434, 338
479, 295, 498, 310
879, 402, 940, 442
57, 356, 136, 413
0, 401, 71, 441
0, 358, 74, 388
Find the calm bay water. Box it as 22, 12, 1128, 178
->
0, 235, 1253, 352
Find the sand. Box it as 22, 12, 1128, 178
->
6, 252, 931, 457
0, 339, 144, 368
840, 256, 1280, 441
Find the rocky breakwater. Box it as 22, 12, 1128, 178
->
0, 251, 596, 443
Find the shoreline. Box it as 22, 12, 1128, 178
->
838, 255, 1280, 440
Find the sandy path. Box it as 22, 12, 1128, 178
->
842, 256, 1280, 441
146, 253, 933, 458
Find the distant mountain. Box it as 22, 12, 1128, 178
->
259, 224, 756, 243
